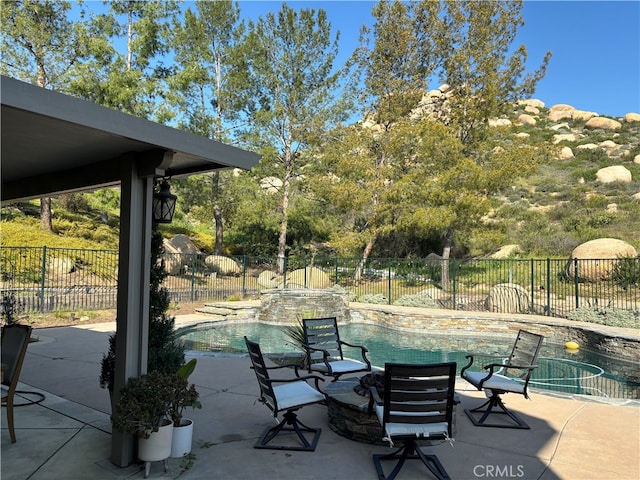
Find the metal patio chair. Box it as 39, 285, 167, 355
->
371, 362, 457, 480
461, 329, 544, 429
1, 324, 33, 443
244, 336, 327, 451
302, 317, 371, 381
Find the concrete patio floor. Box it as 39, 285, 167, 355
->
2, 316, 639, 480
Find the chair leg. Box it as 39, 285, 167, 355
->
464, 391, 530, 429
254, 410, 321, 451
373, 440, 451, 480
6, 396, 16, 443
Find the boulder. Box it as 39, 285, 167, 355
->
558, 146, 574, 159
585, 117, 622, 130
259, 176, 283, 194
596, 165, 632, 183
571, 109, 597, 121
47, 256, 75, 275
552, 133, 579, 144
257, 270, 279, 288
485, 283, 530, 313
204, 255, 241, 275
566, 238, 637, 282
524, 105, 540, 115
635, 154, 640, 165
168, 234, 200, 254
517, 113, 536, 126
282, 267, 332, 289
488, 118, 512, 128
518, 99, 545, 109
548, 104, 575, 122
576, 143, 599, 150
623, 112, 640, 123
489, 244, 521, 259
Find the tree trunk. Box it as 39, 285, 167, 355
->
441, 227, 454, 289
40, 197, 53, 232
212, 172, 223, 255
354, 235, 377, 282
276, 174, 291, 275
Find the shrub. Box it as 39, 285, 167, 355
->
393, 293, 438, 308
358, 294, 388, 305
566, 306, 639, 329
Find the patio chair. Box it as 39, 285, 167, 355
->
461, 329, 544, 429
371, 362, 457, 480
244, 336, 327, 451
1, 324, 32, 443
302, 317, 371, 381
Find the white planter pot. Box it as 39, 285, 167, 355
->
138, 418, 173, 463
170, 418, 194, 458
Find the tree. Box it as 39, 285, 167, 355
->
169, 0, 243, 254
229, 3, 353, 273
67, 0, 179, 119
0, 0, 88, 231
346, 0, 551, 278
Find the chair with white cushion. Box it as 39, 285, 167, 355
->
461, 329, 544, 429
244, 336, 326, 451
371, 362, 457, 480
302, 317, 371, 381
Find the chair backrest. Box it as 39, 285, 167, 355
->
1, 324, 32, 390
302, 317, 344, 364
244, 336, 278, 414
505, 330, 544, 382
381, 362, 456, 437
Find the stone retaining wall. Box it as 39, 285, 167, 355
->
196, 296, 639, 361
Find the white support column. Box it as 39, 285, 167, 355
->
111, 157, 153, 467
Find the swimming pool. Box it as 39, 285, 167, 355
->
176, 321, 640, 400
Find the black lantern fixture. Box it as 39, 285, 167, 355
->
153, 179, 177, 224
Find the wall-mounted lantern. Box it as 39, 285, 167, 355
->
152, 179, 177, 224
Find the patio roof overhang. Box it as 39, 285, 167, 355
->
1, 75, 259, 203
0, 75, 260, 467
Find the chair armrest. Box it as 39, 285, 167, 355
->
262, 362, 302, 377
268, 374, 326, 392
367, 386, 383, 414
339, 341, 372, 368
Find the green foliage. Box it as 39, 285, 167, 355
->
111, 371, 176, 438
611, 256, 640, 287
566, 307, 639, 329
393, 292, 438, 308
358, 293, 388, 305
1, 293, 24, 325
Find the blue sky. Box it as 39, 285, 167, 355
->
237, 1, 640, 117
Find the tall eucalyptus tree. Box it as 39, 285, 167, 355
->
169, 0, 244, 254
0, 0, 88, 231
229, 3, 353, 273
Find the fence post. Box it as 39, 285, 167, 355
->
283, 257, 288, 289
387, 258, 392, 305
546, 258, 551, 316
530, 259, 535, 313
242, 256, 247, 297
304, 256, 307, 288
40, 245, 47, 313
574, 258, 579, 309
334, 258, 339, 285
190, 253, 196, 302
451, 259, 457, 310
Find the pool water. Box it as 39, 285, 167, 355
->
177, 322, 640, 400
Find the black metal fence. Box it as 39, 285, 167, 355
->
1, 246, 638, 319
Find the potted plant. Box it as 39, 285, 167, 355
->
111, 371, 175, 477
168, 359, 201, 458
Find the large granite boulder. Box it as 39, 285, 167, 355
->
566, 238, 637, 282
257, 270, 279, 288
204, 255, 241, 275
163, 235, 202, 275
485, 283, 530, 313
585, 117, 622, 130
596, 165, 632, 183
280, 267, 332, 289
